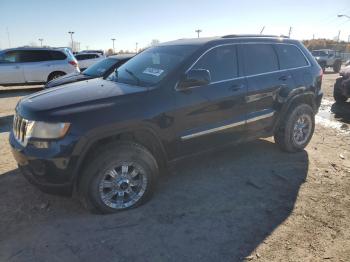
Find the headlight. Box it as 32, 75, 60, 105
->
26, 121, 70, 139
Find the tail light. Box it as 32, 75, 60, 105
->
68, 60, 78, 68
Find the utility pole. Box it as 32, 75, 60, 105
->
313, 34, 315, 40
38, 38, 44, 47
337, 30, 341, 42
288, 26, 292, 38
111, 38, 116, 53
6, 27, 11, 48
195, 29, 202, 38
135, 42, 138, 53
260, 26, 265, 35
68, 31, 75, 51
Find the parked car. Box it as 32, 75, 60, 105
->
333, 65, 350, 102
79, 50, 104, 56
75, 52, 105, 70
311, 49, 342, 73
0, 47, 79, 85
10, 35, 323, 213
45, 54, 134, 88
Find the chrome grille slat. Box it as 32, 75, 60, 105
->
13, 114, 28, 145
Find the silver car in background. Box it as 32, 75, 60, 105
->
0, 47, 80, 85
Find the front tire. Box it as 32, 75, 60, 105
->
78, 142, 159, 214
274, 104, 315, 152
333, 88, 347, 103
333, 61, 341, 73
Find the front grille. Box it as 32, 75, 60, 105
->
13, 114, 29, 146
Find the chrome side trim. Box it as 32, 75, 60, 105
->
181, 110, 275, 140
186, 42, 311, 74
181, 120, 245, 141
246, 112, 275, 123
176, 42, 310, 92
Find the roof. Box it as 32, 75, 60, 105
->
1, 47, 68, 52
159, 34, 294, 46
108, 54, 135, 59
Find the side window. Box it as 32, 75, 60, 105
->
75, 55, 85, 61
242, 44, 278, 75
192, 45, 238, 82
20, 50, 51, 62
50, 51, 67, 60
0, 51, 21, 63
274, 44, 309, 69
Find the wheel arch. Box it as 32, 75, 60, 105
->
274, 90, 317, 131
47, 71, 66, 82
72, 127, 168, 187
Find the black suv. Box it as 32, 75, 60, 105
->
10, 35, 323, 213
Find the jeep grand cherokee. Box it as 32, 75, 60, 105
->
10, 35, 323, 213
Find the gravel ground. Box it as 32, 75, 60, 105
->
0, 73, 349, 262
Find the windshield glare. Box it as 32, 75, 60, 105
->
83, 58, 117, 77
107, 45, 197, 87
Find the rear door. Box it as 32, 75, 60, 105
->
241, 43, 294, 134
274, 43, 311, 91
0, 51, 25, 84
21, 50, 52, 82
175, 44, 248, 156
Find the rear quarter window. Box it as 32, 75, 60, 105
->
50, 51, 67, 60
275, 44, 309, 69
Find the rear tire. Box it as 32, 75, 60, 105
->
78, 141, 159, 214
47, 72, 66, 82
274, 104, 315, 152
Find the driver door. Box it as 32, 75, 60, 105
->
174, 45, 248, 157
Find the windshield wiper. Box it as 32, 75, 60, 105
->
125, 68, 141, 85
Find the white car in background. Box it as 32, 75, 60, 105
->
0, 47, 80, 85
75, 52, 105, 70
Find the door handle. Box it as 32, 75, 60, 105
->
14, 65, 20, 69
229, 84, 244, 92
278, 75, 291, 81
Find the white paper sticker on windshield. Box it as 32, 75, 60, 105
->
143, 67, 164, 77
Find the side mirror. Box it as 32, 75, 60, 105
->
178, 69, 211, 90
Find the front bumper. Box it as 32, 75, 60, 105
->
334, 76, 350, 97
9, 132, 81, 196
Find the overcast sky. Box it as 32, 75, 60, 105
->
1, 0, 350, 51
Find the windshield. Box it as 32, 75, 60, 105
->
312, 50, 327, 56
83, 58, 117, 77
106, 45, 197, 87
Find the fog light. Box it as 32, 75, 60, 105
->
31, 141, 50, 149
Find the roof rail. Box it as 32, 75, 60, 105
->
222, 34, 289, 39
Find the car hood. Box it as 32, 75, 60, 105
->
18, 78, 148, 119
45, 72, 91, 88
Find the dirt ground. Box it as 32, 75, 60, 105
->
0, 73, 349, 262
